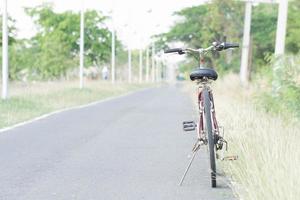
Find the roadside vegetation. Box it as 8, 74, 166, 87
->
256, 55, 300, 118
213, 75, 300, 200
161, 0, 300, 199
0, 81, 153, 129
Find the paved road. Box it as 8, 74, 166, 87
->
0, 84, 235, 200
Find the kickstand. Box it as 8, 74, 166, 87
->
179, 140, 201, 186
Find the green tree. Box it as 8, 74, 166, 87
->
158, 0, 300, 75
23, 3, 120, 79
0, 15, 17, 46
157, 0, 243, 73
8, 40, 37, 80
286, 1, 300, 54
250, 1, 300, 71
1, 4, 129, 80
25, 3, 114, 63
251, 4, 278, 71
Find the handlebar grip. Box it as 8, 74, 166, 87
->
224, 43, 239, 49
164, 48, 184, 54
214, 42, 239, 51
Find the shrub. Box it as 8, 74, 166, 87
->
258, 55, 300, 117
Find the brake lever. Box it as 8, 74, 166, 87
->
212, 42, 224, 51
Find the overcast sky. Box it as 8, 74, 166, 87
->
0, 0, 206, 49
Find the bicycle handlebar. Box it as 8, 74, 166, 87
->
164, 42, 239, 55
164, 48, 185, 54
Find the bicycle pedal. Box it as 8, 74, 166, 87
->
183, 121, 196, 131
221, 155, 238, 161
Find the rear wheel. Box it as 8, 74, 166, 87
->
203, 89, 217, 188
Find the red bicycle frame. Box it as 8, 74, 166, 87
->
197, 88, 220, 141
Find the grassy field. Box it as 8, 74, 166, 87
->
186, 74, 300, 200
0, 80, 154, 129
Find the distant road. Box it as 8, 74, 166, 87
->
0, 84, 235, 200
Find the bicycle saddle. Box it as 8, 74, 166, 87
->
190, 68, 218, 81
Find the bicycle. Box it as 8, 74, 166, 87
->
164, 42, 239, 188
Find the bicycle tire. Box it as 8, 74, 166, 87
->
203, 89, 217, 188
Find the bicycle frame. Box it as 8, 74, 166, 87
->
197, 82, 220, 143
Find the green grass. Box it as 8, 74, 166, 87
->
0, 81, 154, 129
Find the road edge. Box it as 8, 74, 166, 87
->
0, 87, 154, 133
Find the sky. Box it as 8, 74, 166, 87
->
0, 0, 206, 49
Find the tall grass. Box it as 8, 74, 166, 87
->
214, 75, 300, 199
185, 74, 300, 199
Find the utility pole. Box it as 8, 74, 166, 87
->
111, 28, 116, 83
79, 1, 84, 89
123, 24, 132, 83
155, 54, 161, 82
146, 46, 150, 82
110, 8, 116, 84
156, 59, 160, 82
2, 0, 8, 99
139, 48, 143, 83
240, 1, 252, 86
151, 42, 155, 82
275, 0, 288, 56
239, 0, 280, 86
128, 47, 132, 83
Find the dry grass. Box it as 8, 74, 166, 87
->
185, 74, 300, 200
0, 80, 153, 129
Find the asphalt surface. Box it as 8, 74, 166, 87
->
0, 84, 235, 200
